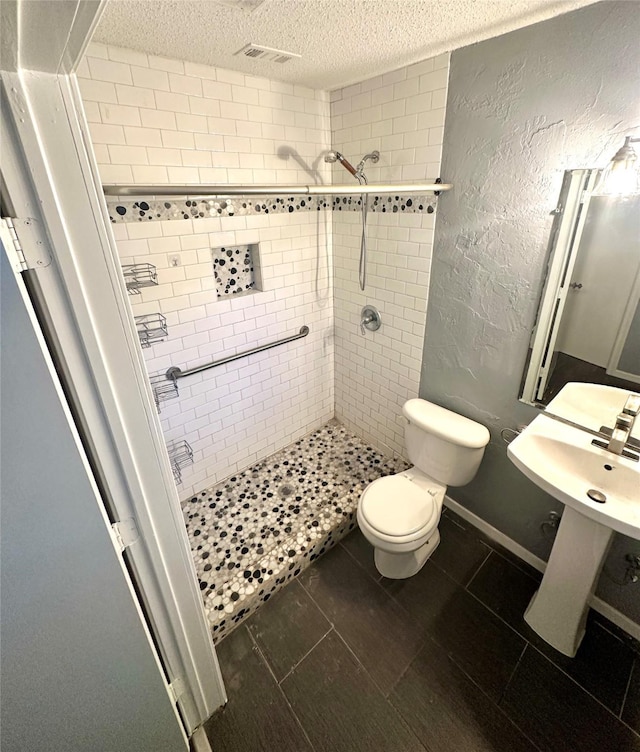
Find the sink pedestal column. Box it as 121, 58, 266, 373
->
524, 506, 613, 657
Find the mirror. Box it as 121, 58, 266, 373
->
520, 169, 640, 408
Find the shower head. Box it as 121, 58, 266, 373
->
356, 151, 380, 174
324, 150, 358, 177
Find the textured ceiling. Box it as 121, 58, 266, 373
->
93, 0, 597, 90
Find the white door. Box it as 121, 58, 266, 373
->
1, 48, 225, 737
533, 172, 600, 401
522, 170, 598, 403
557, 193, 640, 370
0, 223, 187, 751
607, 264, 640, 384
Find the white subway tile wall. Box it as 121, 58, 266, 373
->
80, 43, 334, 496
330, 53, 450, 458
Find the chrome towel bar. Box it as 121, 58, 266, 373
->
166, 325, 309, 382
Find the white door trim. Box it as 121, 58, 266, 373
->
522, 170, 596, 403
1, 66, 225, 734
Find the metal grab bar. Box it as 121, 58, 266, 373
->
165, 326, 309, 382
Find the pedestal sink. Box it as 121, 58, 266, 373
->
508, 384, 640, 657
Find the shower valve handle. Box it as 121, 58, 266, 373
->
360, 305, 382, 336
360, 315, 373, 335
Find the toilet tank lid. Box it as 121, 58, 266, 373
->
403, 399, 490, 449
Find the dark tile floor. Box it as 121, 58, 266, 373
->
205, 509, 640, 752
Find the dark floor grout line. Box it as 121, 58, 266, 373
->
593, 617, 640, 654
330, 615, 423, 700
277, 625, 334, 685
295, 570, 422, 697
622, 716, 640, 740
379, 559, 454, 616
329, 629, 430, 752
246, 626, 320, 752
301, 543, 419, 629
385, 640, 424, 699
460, 579, 637, 724
499, 641, 528, 706
486, 543, 542, 583
443, 508, 538, 575
337, 538, 384, 584
462, 575, 534, 641
465, 546, 493, 589
386, 642, 546, 752
337, 539, 375, 578
619, 660, 635, 721
525, 641, 640, 734
443, 512, 471, 533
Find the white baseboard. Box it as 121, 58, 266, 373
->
444, 496, 640, 643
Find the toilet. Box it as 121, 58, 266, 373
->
357, 398, 490, 579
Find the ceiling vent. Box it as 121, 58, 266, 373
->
212, 0, 266, 12
235, 43, 301, 64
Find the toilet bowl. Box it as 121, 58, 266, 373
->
357, 468, 445, 578
357, 399, 490, 579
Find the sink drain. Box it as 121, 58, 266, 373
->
278, 483, 296, 499
587, 489, 607, 504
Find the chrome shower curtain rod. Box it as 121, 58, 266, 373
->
102, 181, 451, 197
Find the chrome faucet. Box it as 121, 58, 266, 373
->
606, 394, 640, 455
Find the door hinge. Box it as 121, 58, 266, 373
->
1, 216, 51, 271
111, 517, 140, 552
168, 676, 186, 704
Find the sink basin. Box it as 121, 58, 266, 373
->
508, 413, 640, 540
508, 398, 640, 657
545, 382, 640, 440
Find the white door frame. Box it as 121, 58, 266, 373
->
522, 170, 597, 403
1, 1, 225, 736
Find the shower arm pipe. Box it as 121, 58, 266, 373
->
165, 326, 310, 382
102, 182, 451, 197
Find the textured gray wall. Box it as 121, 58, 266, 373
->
421, 2, 640, 622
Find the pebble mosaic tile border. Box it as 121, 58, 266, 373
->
181, 420, 407, 643
106, 194, 437, 223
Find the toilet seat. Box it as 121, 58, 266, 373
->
360, 474, 440, 541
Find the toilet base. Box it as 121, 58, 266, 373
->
374, 530, 440, 579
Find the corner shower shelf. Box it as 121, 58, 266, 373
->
122, 263, 158, 294
135, 312, 168, 348
167, 439, 194, 485
150, 372, 179, 412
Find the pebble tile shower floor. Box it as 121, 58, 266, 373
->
181, 421, 406, 642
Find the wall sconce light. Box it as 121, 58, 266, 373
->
594, 136, 640, 195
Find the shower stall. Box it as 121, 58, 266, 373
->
79, 41, 450, 640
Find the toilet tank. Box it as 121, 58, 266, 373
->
402, 399, 490, 486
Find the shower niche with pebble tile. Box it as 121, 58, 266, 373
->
212, 243, 263, 300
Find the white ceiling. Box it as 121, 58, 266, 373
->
93, 0, 597, 90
